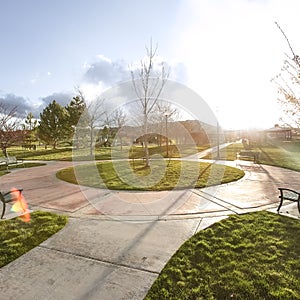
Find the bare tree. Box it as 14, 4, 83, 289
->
75, 89, 107, 156
111, 108, 127, 150
154, 101, 179, 152
130, 41, 168, 166
272, 22, 300, 127
0, 104, 23, 157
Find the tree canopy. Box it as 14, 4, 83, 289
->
272, 22, 300, 127
130, 41, 168, 166
0, 104, 23, 156
38, 100, 70, 148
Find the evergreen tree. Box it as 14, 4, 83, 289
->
23, 112, 38, 147
66, 96, 86, 127
38, 100, 70, 148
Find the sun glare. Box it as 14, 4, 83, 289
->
10, 188, 30, 222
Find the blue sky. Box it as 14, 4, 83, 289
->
1, 0, 300, 129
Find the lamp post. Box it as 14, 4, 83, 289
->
165, 113, 169, 158
217, 119, 220, 160
216, 107, 220, 160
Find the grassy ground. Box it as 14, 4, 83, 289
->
145, 211, 300, 300
56, 160, 244, 191
8, 146, 102, 161
205, 140, 300, 172
0, 171, 8, 176
6, 141, 300, 173
255, 140, 300, 172
7, 144, 209, 161
0, 211, 68, 268
0, 162, 46, 177
0, 162, 46, 171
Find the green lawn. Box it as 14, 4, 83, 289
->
205, 141, 300, 172
0, 211, 68, 268
145, 211, 300, 300
7, 144, 209, 161
0, 162, 46, 177
7, 146, 105, 161
7, 146, 122, 161
56, 160, 244, 191
255, 141, 300, 172
6, 141, 300, 173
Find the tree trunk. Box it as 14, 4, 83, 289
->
143, 114, 150, 167
1, 147, 8, 157
90, 127, 93, 156
120, 136, 123, 151
144, 135, 150, 167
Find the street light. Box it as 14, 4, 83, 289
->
216, 107, 220, 160
217, 119, 220, 160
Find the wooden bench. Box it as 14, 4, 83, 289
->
0, 189, 23, 219
0, 156, 24, 170
236, 150, 260, 163
277, 188, 300, 214
0, 158, 7, 167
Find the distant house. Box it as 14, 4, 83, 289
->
265, 124, 292, 140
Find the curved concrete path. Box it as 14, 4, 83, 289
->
0, 160, 299, 299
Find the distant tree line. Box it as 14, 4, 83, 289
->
0, 92, 128, 156
0, 93, 210, 159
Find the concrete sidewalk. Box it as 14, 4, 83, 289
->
0, 160, 299, 299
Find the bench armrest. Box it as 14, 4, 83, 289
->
277, 188, 300, 214
0, 189, 23, 219
278, 188, 300, 198
1, 189, 23, 201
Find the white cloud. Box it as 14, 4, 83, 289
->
81, 54, 188, 99
0, 93, 32, 116
0, 91, 75, 117
82, 54, 130, 86
40, 92, 74, 108
83, 62, 91, 70
30, 72, 40, 84
96, 54, 112, 63
78, 82, 111, 104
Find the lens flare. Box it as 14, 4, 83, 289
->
10, 188, 30, 222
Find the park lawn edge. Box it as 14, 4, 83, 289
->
0, 162, 46, 173
145, 211, 300, 300
0, 211, 68, 268
56, 160, 245, 191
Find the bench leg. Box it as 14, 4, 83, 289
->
277, 197, 283, 213
277, 190, 284, 213
1, 201, 6, 219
